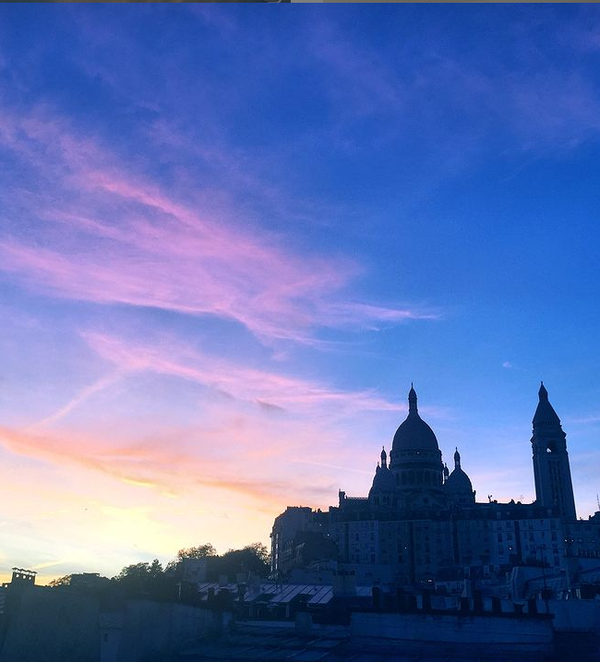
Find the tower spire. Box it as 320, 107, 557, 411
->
533, 381, 560, 425
408, 384, 417, 414
454, 447, 461, 469
531, 383, 576, 520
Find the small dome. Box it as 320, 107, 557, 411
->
445, 467, 473, 494
392, 387, 439, 453
369, 465, 396, 495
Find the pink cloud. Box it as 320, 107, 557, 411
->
0, 329, 407, 512
0, 416, 346, 509
81, 330, 402, 414
0, 108, 437, 345
0, 425, 176, 491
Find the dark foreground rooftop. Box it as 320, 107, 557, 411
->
176, 622, 556, 662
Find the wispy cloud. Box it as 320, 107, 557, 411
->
0, 425, 179, 493
30, 372, 125, 430
309, 13, 600, 156
566, 414, 600, 426
310, 20, 405, 119
0, 423, 333, 507
0, 108, 435, 346
81, 330, 402, 414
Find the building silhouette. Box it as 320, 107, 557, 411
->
271, 384, 600, 585
531, 383, 577, 520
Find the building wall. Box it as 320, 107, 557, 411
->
115, 599, 228, 662
271, 498, 587, 585
0, 585, 99, 662
566, 514, 600, 560
270, 506, 321, 573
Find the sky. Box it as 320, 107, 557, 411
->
2, 4, 600, 584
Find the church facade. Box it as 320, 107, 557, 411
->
271, 385, 600, 585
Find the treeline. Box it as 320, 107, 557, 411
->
48, 542, 270, 601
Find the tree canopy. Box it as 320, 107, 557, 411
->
176, 543, 217, 561
168, 542, 270, 581
48, 574, 72, 588
47, 543, 272, 601
112, 559, 172, 599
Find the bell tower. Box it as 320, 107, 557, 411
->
531, 383, 576, 520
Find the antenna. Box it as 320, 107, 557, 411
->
596, 494, 600, 511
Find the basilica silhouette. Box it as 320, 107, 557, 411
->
271, 385, 600, 585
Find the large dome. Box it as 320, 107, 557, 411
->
391, 386, 440, 453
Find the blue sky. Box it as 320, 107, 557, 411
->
1, 4, 600, 582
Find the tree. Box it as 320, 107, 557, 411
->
48, 574, 72, 588
112, 559, 171, 598
216, 543, 270, 580
244, 542, 270, 566
176, 544, 217, 561
148, 558, 164, 577
165, 543, 217, 574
